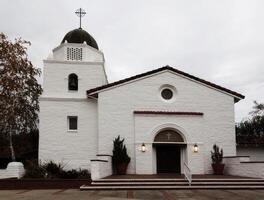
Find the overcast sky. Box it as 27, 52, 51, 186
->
1, 0, 263, 122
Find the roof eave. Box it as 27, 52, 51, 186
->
86, 66, 245, 101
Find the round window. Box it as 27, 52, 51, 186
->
161, 88, 173, 100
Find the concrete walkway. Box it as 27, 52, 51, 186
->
1, 189, 264, 200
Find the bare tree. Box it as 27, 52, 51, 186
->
0, 33, 42, 161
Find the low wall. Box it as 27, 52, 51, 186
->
90, 155, 112, 180
224, 157, 264, 179
237, 146, 264, 161
0, 179, 91, 190
0, 162, 25, 179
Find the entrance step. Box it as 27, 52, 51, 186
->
81, 178, 264, 190
93, 178, 263, 182
91, 181, 264, 186
80, 185, 264, 190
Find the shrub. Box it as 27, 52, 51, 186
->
211, 144, 223, 164
23, 160, 91, 179
59, 169, 79, 179
77, 169, 90, 179
23, 160, 46, 178
43, 161, 64, 178
112, 136, 131, 174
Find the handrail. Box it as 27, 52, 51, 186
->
183, 162, 192, 186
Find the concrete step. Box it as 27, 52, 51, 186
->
94, 178, 264, 183
91, 181, 264, 186
80, 184, 264, 190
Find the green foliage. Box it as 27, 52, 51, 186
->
236, 115, 264, 137
236, 101, 264, 146
23, 160, 90, 179
236, 101, 264, 137
249, 101, 264, 116
59, 169, 90, 179
43, 161, 64, 178
23, 160, 46, 179
0, 130, 38, 169
211, 144, 223, 164
0, 33, 42, 161
76, 169, 90, 179
60, 169, 79, 179
112, 135, 131, 166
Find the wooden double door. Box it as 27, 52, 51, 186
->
156, 145, 181, 173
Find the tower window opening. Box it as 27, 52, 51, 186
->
68, 73, 78, 91
67, 47, 83, 61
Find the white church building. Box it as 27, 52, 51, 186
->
39, 24, 264, 180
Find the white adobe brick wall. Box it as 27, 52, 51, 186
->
42, 61, 107, 99
97, 70, 237, 174
90, 155, 112, 180
0, 162, 25, 179
39, 99, 98, 170
237, 147, 264, 161
52, 43, 104, 63
224, 157, 264, 179
134, 116, 205, 174
39, 42, 107, 171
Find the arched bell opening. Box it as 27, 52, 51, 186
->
68, 73, 78, 91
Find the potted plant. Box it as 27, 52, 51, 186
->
211, 144, 225, 175
112, 136, 131, 175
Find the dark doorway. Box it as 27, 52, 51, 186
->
156, 145, 181, 173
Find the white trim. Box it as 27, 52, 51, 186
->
67, 130, 78, 133
88, 69, 243, 100
159, 84, 177, 103
43, 60, 104, 65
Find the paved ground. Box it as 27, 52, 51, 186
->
1, 189, 264, 200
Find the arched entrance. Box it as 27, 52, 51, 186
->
153, 129, 186, 174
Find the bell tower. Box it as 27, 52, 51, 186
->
42, 8, 107, 99
39, 9, 106, 170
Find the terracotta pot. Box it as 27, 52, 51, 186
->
212, 163, 225, 175
116, 163, 129, 175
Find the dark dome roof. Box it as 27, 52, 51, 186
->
61, 28, 98, 49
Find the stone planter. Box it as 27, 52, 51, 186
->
116, 163, 129, 175
212, 163, 225, 175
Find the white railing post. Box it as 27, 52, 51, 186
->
183, 162, 192, 186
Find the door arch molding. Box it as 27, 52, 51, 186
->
149, 123, 189, 143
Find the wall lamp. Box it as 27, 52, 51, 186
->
141, 143, 146, 152
193, 143, 198, 153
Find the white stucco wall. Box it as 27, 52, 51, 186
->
97, 70, 237, 174
39, 43, 106, 171
134, 116, 205, 174
42, 61, 107, 99
42, 42, 107, 99
90, 155, 112, 180
53, 43, 104, 63
39, 99, 98, 170
224, 157, 264, 179
237, 147, 264, 161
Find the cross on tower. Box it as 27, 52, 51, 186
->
75, 8, 86, 28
